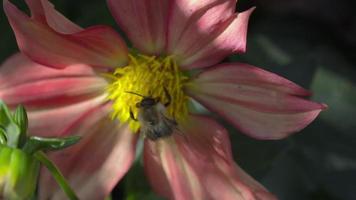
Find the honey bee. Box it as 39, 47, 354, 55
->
127, 88, 178, 141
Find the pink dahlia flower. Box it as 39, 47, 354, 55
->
1, 0, 326, 199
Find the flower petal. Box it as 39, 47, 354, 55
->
0, 54, 95, 87
186, 63, 327, 139
180, 7, 254, 69
167, 0, 235, 67
107, 0, 170, 54
0, 54, 108, 137
4, 0, 128, 69
0, 54, 107, 108
187, 62, 312, 96
167, 0, 252, 69
39, 105, 138, 200
24, 0, 82, 33
0, 74, 106, 108
144, 115, 277, 200
28, 95, 107, 137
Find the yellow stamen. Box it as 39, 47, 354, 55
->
105, 54, 189, 132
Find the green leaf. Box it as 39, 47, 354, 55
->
34, 151, 78, 200
124, 159, 164, 200
22, 136, 81, 155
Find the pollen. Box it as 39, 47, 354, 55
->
106, 54, 189, 132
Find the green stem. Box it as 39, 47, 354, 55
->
34, 151, 78, 200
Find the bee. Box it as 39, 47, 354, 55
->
127, 88, 178, 141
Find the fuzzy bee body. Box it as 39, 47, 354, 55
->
128, 90, 177, 141
138, 102, 177, 140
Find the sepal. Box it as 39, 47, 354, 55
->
0, 101, 21, 148
13, 105, 28, 147
23, 136, 81, 155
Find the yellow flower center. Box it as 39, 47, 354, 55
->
106, 54, 189, 132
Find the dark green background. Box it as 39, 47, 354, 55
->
1, 0, 356, 199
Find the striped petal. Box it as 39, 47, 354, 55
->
107, 0, 170, 54
0, 53, 107, 137
167, 0, 253, 69
24, 0, 82, 33
0, 54, 107, 109
39, 105, 138, 200
28, 96, 107, 137
167, 0, 233, 66
144, 115, 277, 200
4, 0, 128, 69
186, 63, 327, 139
179, 8, 254, 69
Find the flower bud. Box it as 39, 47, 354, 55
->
0, 101, 80, 199
0, 145, 40, 200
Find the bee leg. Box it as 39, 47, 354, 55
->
163, 87, 171, 107
129, 107, 138, 121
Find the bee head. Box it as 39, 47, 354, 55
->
125, 91, 159, 108
137, 97, 157, 108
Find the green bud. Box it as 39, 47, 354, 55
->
0, 101, 80, 199
0, 145, 40, 200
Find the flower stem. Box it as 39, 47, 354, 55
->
34, 151, 78, 200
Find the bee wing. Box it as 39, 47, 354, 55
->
162, 114, 177, 128
161, 113, 185, 137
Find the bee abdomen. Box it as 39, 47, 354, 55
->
145, 126, 173, 141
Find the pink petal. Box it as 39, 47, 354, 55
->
143, 142, 172, 198
0, 54, 107, 108
187, 62, 312, 96
0, 76, 106, 108
0, 54, 108, 137
186, 63, 327, 139
144, 115, 277, 200
167, 0, 235, 67
28, 95, 107, 137
24, 0, 82, 33
180, 7, 254, 69
0, 54, 96, 87
4, 0, 128, 69
107, 0, 170, 54
39, 105, 138, 200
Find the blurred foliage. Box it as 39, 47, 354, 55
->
123, 160, 164, 200
1, 0, 356, 200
